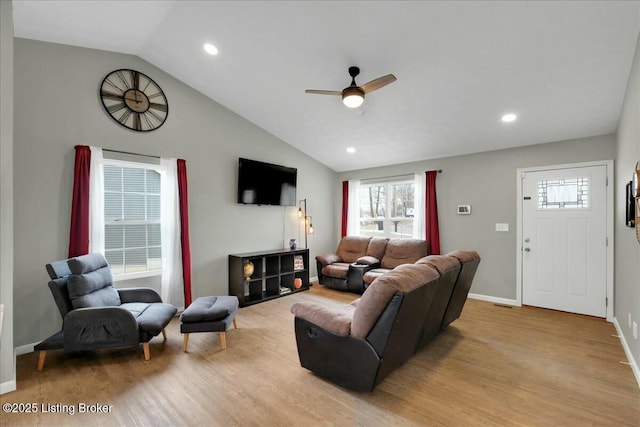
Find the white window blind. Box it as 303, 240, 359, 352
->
103, 161, 162, 275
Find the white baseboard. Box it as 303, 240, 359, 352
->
468, 293, 520, 306
613, 318, 640, 391
15, 342, 36, 356
0, 379, 16, 395
0, 348, 15, 395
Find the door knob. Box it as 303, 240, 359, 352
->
524, 238, 530, 243
524, 248, 531, 252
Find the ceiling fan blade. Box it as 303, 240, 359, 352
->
305, 89, 343, 96
361, 74, 397, 94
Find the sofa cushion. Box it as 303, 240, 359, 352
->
416, 255, 460, 274
67, 262, 120, 309
336, 236, 371, 263
446, 250, 481, 264
68, 253, 110, 274
363, 268, 391, 284
366, 237, 389, 260
121, 302, 177, 337
351, 263, 439, 339
316, 253, 341, 267
180, 296, 238, 323
380, 239, 429, 269
291, 301, 354, 336
322, 262, 351, 279
355, 256, 380, 266
67, 271, 121, 309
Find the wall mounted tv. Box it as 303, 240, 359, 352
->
237, 157, 297, 206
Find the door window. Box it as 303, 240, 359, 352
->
537, 177, 589, 209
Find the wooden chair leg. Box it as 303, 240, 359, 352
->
162, 328, 167, 341
143, 342, 150, 361
233, 318, 238, 329
37, 350, 47, 371
220, 332, 227, 350
182, 333, 190, 352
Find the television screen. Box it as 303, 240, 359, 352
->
237, 158, 297, 206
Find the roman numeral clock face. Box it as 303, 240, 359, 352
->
100, 69, 168, 132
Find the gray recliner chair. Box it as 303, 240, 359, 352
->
34, 253, 177, 370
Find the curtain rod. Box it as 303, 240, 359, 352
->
360, 170, 442, 183
102, 148, 160, 159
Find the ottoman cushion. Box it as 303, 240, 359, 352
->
181, 296, 239, 324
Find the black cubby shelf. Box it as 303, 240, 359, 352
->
229, 248, 310, 307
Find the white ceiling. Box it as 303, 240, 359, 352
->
12, 1, 640, 172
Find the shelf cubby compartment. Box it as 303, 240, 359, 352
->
280, 255, 294, 273
265, 277, 280, 297
248, 279, 263, 301
229, 248, 310, 307
265, 256, 280, 276
280, 273, 295, 289
294, 270, 309, 288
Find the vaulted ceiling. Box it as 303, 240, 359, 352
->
12, 1, 640, 171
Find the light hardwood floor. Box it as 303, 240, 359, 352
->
2, 285, 639, 426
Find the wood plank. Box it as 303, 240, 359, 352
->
1, 284, 638, 426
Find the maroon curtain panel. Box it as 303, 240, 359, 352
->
177, 159, 193, 307
341, 180, 349, 238
425, 171, 441, 255
68, 145, 91, 257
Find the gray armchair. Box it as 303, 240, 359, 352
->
34, 253, 177, 370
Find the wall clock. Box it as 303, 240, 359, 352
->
635, 161, 640, 244
100, 69, 168, 132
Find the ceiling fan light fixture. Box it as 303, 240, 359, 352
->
501, 113, 517, 123
342, 87, 364, 108
203, 43, 218, 55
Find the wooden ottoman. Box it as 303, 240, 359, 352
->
180, 296, 239, 351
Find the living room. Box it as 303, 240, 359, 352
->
1, 1, 639, 425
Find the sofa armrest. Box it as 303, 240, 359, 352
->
291, 302, 354, 336
63, 307, 139, 352
355, 256, 380, 266
294, 317, 382, 392
315, 253, 341, 267
118, 287, 162, 304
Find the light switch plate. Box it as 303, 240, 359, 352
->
496, 223, 509, 232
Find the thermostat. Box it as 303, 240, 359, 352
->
457, 205, 471, 215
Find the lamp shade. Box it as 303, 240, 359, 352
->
342, 87, 364, 108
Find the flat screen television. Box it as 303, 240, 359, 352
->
237, 158, 297, 206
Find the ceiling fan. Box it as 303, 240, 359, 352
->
305, 66, 397, 108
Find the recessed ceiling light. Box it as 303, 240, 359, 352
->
346, 147, 356, 154
203, 43, 218, 55
501, 113, 517, 123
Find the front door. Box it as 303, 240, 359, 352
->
521, 165, 607, 317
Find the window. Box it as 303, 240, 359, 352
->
538, 177, 589, 209
358, 179, 415, 238
103, 161, 162, 275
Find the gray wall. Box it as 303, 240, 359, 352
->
615, 32, 640, 372
13, 38, 337, 347
338, 135, 616, 301
0, 0, 15, 393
